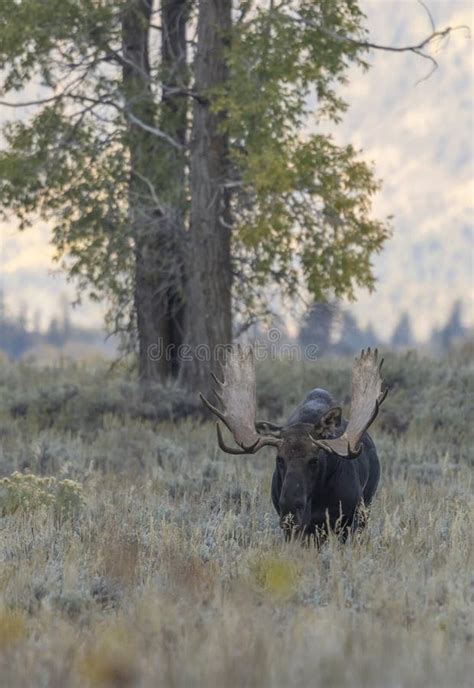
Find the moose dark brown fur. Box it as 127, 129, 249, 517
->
201, 346, 387, 541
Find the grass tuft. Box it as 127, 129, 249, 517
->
0, 349, 472, 686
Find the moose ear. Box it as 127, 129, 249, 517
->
319, 407, 342, 435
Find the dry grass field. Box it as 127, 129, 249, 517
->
0, 346, 472, 687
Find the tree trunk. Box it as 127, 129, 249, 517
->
183, 0, 233, 394
155, 0, 188, 377
122, 0, 188, 383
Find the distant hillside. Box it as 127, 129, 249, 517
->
0, 311, 117, 362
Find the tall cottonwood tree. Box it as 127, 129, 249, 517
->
0, 1, 459, 391
183, 0, 233, 390
123, 0, 188, 381
0, 0, 189, 382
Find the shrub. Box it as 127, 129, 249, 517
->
0, 472, 84, 522
248, 552, 300, 601
0, 608, 27, 649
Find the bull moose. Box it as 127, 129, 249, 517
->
200, 346, 387, 541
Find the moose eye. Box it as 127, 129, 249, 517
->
308, 458, 318, 470
276, 456, 285, 469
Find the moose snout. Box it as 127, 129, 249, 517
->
278, 472, 309, 529
279, 495, 306, 518
279, 492, 308, 527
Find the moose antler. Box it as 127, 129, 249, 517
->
312, 348, 387, 458
200, 345, 282, 454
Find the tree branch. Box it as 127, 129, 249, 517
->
0, 93, 62, 107
0, 68, 94, 108
292, 4, 470, 83
125, 110, 186, 150
162, 85, 208, 104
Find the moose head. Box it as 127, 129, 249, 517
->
200, 346, 387, 536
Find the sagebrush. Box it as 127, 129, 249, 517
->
0, 347, 472, 687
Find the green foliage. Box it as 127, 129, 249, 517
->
0, 0, 391, 336
219, 1, 391, 310
0, 1, 134, 331
0, 0, 114, 89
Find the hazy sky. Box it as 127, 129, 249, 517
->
1, 0, 473, 341
340, 0, 473, 340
